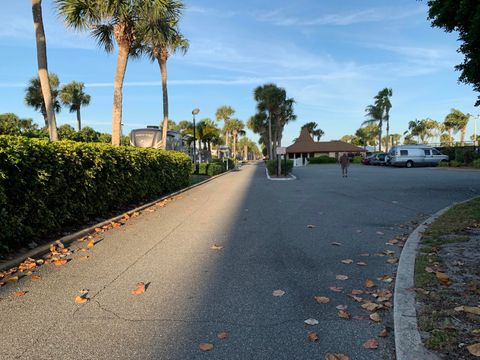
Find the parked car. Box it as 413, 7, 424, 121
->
362, 155, 376, 165
387, 145, 448, 168
370, 153, 388, 166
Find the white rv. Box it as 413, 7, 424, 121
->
387, 145, 448, 168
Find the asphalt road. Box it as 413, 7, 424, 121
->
1, 163, 479, 360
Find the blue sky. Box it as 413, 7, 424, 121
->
0, 0, 479, 145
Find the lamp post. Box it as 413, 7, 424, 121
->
192, 108, 200, 163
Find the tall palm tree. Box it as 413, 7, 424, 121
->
56, 0, 181, 145
59, 81, 91, 131
32, 0, 58, 140
225, 119, 245, 158
374, 88, 393, 151
444, 109, 470, 146
139, 5, 187, 149
363, 104, 383, 151
312, 129, 324, 141
25, 73, 61, 128
215, 105, 235, 147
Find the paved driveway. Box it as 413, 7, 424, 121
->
0, 163, 479, 359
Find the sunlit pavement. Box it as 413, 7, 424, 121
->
1, 163, 479, 359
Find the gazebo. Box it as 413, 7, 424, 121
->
286, 128, 367, 166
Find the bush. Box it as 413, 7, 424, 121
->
449, 160, 462, 167
473, 159, 480, 169
266, 159, 294, 176
207, 164, 223, 176
454, 149, 465, 164
0, 136, 192, 251
351, 156, 363, 164
438, 161, 449, 167
309, 156, 337, 164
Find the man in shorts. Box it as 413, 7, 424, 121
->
340, 153, 349, 177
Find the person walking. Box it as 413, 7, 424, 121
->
340, 153, 349, 177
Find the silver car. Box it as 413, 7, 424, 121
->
387, 145, 448, 168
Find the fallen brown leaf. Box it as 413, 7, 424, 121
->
337, 309, 351, 319
15, 291, 27, 297
353, 315, 369, 321
369, 312, 381, 322
365, 279, 376, 288
363, 338, 379, 349
132, 282, 146, 295
467, 343, 480, 356
351, 289, 364, 295
341, 259, 353, 264
314, 296, 330, 304
348, 295, 363, 302
325, 353, 350, 360
336, 304, 348, 310
112, 222, 121, 228
463, 306, 480, 316
362, 302, 382, 312
379, 328, 389, 337
386, 258, 398, 264
74, 295, 88, 304
329, 286, 343, 293
217, 331, 229, 340
199, 343, 214, 351
307, 332, 319, 342
435, 272, 452, 286
379, 275, 393, 283
53, 259, 68, 266
31, 275, 41, 281
336, 275, 349, 281
87, 240, 95, 248
7, 276, 19, 282
79, 256, 89, 261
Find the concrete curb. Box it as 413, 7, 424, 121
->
0, 169, 234, 273
394, 196, 479, 360
265, 168, 297, 181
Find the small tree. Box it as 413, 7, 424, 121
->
25, 74, 61, 127
59, 81, 91, 131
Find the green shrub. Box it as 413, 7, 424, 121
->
438, 161, 449, 167
309, 156, 337, 164
207, 164, 223, 176
0, 136, 191, 250
351, 156, 363, 164
454, 149, 465, 163
449, 160, 462, 167
473, 159, 480, 169
266, 160, 294, 176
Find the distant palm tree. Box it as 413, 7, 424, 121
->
215, 105, 235, 147
56, 0, 182, 145
374, 88, 393, 151
301, 121, 324, 141
32, 0, 58, 140
226, 119, 245, 158
139, 4, 187, 149
312, 129, 324, 141
363, 104, 383, 151
444, 109, 470, 146
59, 81, 91, 131
25, 73, 61, 128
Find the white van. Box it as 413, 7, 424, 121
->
387, 145, 448, 168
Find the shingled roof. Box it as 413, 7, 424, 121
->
286, 128, 366, 153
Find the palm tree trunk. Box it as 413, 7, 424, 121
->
76, 107, 82, 131
244, 144, 248, 160
449, 128, 453, 146
460, 127, 466, 146
232, 131, 237, 157
32, 0, 58, 141
157, 52, 169, 150
268, 113, 273, 160
385, 115, 390, 152
112, 41, 129, 146
225, 130, 230, 147
378, 120, 383, 152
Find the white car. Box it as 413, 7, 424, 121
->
387, 145, 448, 168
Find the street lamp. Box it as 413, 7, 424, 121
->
192, 108, 200, 163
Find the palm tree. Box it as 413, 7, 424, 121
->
374, 88, 393, 151
25, 74, 61, 128
313, 129, 324, 141
444, 109, 470, 146
407, 119, 438, 143
139, 5, 187, 149
225, 119, 245, 158
215, 106, 235, 147
59, 81, 91, 131
301, 121, 324, 141
32, 0, 58, 141
56, 0, 181, 145
363, 104, 383, 151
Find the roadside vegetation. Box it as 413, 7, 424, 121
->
415, 198, 480, 358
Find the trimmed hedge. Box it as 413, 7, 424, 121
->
266, 159, 293, 176
309, 156, 337, 164
0, 136, 191, 250
194, 162, 227, 176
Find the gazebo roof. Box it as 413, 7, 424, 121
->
286, 128, 366, 153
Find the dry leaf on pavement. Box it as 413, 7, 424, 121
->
53, 259, 68, 266
132, 282, 146, 295
363, 338, 379, 349
199, 343, 214, 351
435, 272, 452, 286
74, 295, 88, 304
337, 310, 351, 319
304, 318, 319, 325
217, 332, 229, 340
211, 244, 223, 250
467, 343, 480, 356
329, 286, 343, 293
362, 302, 382, 312
379, 275, 394, 283
351, 289, 364, 295
325, 354, 350, 360
79, 256, 89, 261
87, 240, 95, 248
463, 307, 480, 316
379, 328, 389, 337
273, 290, 285, 297
307, 332, 319, 342
336, 275, 349, 281
369, 313, 381, 322
341, 259, 353, 264
15, 291, 27, 297
365, 279, 376, 288
314, 296, 330, 304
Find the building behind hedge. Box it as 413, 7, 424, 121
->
286, 128, 366, 166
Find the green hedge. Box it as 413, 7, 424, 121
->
351, 156, 363, 164
194, 162, 226, 176
309, 156, 337, 164
0, 136, 191, 250
266, 160, 294, 176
